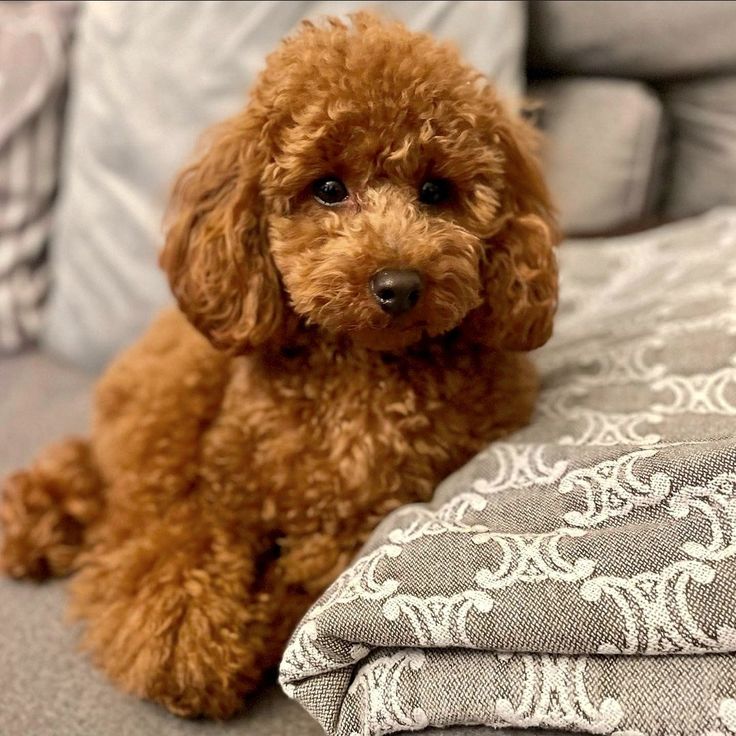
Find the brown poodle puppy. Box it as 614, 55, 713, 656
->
0, 13, 558, 719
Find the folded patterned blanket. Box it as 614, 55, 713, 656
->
279, 209, 736, 736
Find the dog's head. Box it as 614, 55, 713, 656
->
161, 14, 559, 354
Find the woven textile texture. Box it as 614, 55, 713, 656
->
279, 208, 736, 736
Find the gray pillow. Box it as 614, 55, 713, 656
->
661, 75, 736, 220
531, 78, 667, 236
43, 0, 525, 371
528, 0, 736, 79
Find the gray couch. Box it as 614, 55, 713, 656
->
2, 2, 736, 734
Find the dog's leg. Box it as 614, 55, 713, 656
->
277, 531, 355, 596
0, 438, 104, 580
68, 502, 289, 719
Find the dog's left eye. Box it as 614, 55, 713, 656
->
419, 179, 452, 205
312, 177, 349, 206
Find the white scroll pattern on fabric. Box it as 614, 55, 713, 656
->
561, 449, 671, 527
313, 544, 402, 614
579, 560, 736, 654
280, 621, 370, 695
652, 367, 736, 415
347, 650, 428, 736
382, 590, 495, 647
475, 528, 595, 590
536, 387, 664, 446
472, 443, 569, 495
492, 655, 624, 733
561, 337, 666, 388
669, 472, 736, 561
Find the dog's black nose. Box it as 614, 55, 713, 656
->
370, 269, 423, 316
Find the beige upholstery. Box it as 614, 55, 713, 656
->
531, 78, 667, 235
527, 0, 736, 78
527, 0, 736, 235
662, 76, 736, 218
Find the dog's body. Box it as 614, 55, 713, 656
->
1, 14, 558, 718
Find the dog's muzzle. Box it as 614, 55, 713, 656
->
370, 269, 423, 316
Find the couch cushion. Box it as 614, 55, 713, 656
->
661, 75, 736, 220
42, 0, 526, 371
528, 0, 736, 79
0, 351, 92, 475
531, 78, 666, 236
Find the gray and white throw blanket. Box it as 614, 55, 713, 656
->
280, 208, 736, 736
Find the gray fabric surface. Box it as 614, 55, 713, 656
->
526, 1, 736, 237
528, 0, 736, 79
42, 0, 525, 371
0, 351, 324, 735
280, 208, 736, 735
531, 78, 666, 236
661, 75, 736, 220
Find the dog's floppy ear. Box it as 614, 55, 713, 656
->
464, 110, 560, 351
160, 114, 284, 353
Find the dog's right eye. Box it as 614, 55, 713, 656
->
312, 177, 349, 206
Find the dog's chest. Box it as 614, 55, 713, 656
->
200, 345, 532, 536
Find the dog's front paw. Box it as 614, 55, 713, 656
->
1, 440, 101, 580
69, 535, 269, 718
0, 470, 77, 579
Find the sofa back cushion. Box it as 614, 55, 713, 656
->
528, 0, 736, 79
661, 76, 736, 220
527, 0, 736, 236
531, 78, 667, 236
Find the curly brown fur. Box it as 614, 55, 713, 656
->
1, 439, 103, 579
1, 13, 558, 719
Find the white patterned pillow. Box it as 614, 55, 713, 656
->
0, 2, 76, 353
